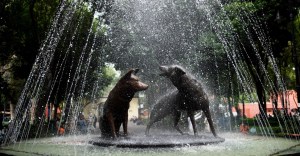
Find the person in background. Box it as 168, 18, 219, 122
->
93, 114, 97, 128
77, 114, 87, 134
240, 123, 249, 134
58, 124, 65, 136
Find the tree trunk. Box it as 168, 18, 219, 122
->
227, 69, 235, 130
10, 101, 15, 119
257, 81, 267, 115
242, 51, 267, 116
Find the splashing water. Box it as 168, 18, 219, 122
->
2, 0, 300, 155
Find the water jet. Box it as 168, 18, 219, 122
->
1, 0, 300, 155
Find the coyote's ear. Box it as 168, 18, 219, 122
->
122, 68, 139, 80
173, 66, 186, 76
133, 68, 139, 74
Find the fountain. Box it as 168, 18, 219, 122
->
1, 0, 300, 155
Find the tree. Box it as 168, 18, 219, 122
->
0, 0, 60, 110
2, 0, 117, 142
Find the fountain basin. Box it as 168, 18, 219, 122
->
1, 133, 300, 156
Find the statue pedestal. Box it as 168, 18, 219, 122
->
90, 134, 225, 148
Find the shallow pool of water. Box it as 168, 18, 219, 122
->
1, 132, 299, 156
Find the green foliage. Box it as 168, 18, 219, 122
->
222, 0, 300, 116
241, 116, 300, 136
1, 0, 300, 130
239, 92, 258, 103
97, 64, 118, 97
0, 0, 60, 105
102, 65, 117, 80
0, 0, 115, 120
198, 32, 224, 61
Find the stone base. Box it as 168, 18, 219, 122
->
89, 134, 225, 148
